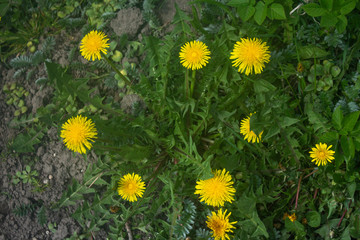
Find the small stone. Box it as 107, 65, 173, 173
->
46, 231, 49, 235
43, 179, 49, 184
32, 237, 37, 240
53, 153, 56, 157
48, 175, 53, 180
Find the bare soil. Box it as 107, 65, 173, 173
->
0, 1, 192, 239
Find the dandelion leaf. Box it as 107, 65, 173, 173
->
11, 127, 45, 153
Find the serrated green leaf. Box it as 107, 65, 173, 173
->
302, 3, 326, 17
37, 206, 47, 226
281, 117, 299, 128
237, 194, 256, 215
250, 211, 269, 238
285, 218, 305, 234
263, 125, 280, 140
92, 177, 108, 185
306, 211, 321, 227
253, 79, 277, 93
11, 128, 45, 153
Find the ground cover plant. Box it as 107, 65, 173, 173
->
1, 0, 360, 239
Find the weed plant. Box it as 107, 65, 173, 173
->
2, 0, 360, 239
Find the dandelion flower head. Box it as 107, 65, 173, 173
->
206, 209, 237, 240
309, 142, 335, 166
179, 40, 211, 70
60, 115, 97, 154
230, 38, 270, 75
118, 173, 146, 202
283, 213, 297, 222
80, 30, 109, 61
195, 169, 236, 207
240, 112, 263, 143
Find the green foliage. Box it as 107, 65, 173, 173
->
302, 0, 359, 33
5, 0, 360, 239
173, 199, 197, 238
13, 203, 38, 217
2, 82, 30, 117
12, 165, 39, 185
9, 37, 55, 81
37, 205, 47, 226
13, 200, 47, 226
226, 0, 291, 24
0, 0, 60, 61
12, 165, 47, 192
10, 126, 46, 153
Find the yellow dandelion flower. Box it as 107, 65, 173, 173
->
206, 209, 237, 240
179, 40, 211, 70
60, 115, 97, 154
117, 173, 146, 202
80, 30, 109, 61
195, 169, 236, 207
309, 142, 335, 166
230, 38, 270, 75
283, 212, 296, 222
288, 213, 297, 222
240, 112, 263, 143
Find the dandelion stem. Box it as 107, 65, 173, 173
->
185, 69, 189, 98
101, 53, 131, 86
304, 168, 318, 179
337, 200, 352, 227
190, 70, 196, 97
313, 188, 318, 199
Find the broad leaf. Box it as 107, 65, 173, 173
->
268, 3, 286, 20
306, 211, 321, 227
254, 1, 267, 25
303, 3, 326, 17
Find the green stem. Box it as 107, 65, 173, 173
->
185, 69, 189, 99
101, 53, 131, 86
190, 70, 196, 98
